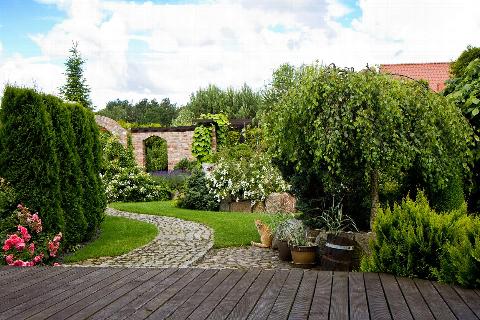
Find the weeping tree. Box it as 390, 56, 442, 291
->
262, 64, 473, 229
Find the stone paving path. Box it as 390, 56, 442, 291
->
69, 208, 213, 268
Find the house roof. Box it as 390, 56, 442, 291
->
379, 62, 451, 92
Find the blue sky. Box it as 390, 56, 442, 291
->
0, 0, 478, 108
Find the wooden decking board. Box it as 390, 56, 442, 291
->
288, 270, 317, 320
454, 286, 480, 318
89, 268, 177, 320
22, 268, 136, 320
329, 271, 349, 320
396, 277, 434, 320
246, 269, 289, 320
142, 269, 217, 320
167, 269, 234, 320
364, 272, 392, 320
413, 279, 457, 320
187, 269, 246, 320
379, 273, 413, 320
64, 269, 163, 320
208, 269, 262, 320
0, 266, 70, 298
267, 268, 304, 320
309, 271, 332, 320
0, 266, 95, 313
0, 267, 479, 319
127, 268, 203, 320
227, 269, 275, 320
348, 273, 369, 320
433, 282, 478, 320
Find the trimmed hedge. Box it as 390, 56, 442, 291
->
0, 86, 105, 246
0, 87, 65, 234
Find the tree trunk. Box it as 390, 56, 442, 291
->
370, 169, 379, 230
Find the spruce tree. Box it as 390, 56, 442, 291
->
59, 42, 92, 109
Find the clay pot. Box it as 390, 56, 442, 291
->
291, 245, 317, 265
277, 240, 292, 261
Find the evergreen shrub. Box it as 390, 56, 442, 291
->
177, 168, 219, 211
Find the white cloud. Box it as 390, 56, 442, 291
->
2, 0, 480, 109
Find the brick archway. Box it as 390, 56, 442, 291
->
95, 115, 128, 146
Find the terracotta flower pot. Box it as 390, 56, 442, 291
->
277, 240, 292, 261
291, 245, 317, 265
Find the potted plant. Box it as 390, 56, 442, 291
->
319, 198, 358, 271
288, 223, 317, 266
273, 218, 301, 261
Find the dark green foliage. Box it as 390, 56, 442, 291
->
42, 95, 87, 246
450, 46, 480, 78
59, 42, 92, 109
177, 168, 219, 211
0, 86, 64, 234
97, 98, 178, 126
0, 179, 17, 243
145, 136, 168, 172
173, 158, 198, 172
361, 191, 480, 288
69, 103, 104, 238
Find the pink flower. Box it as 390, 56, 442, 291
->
25, 261, 34, 267
53, 263, 61, 266
4, 234, 25, 251
12, 260, 26, 267
53, 232, 62, 243
5, 254, 13, 265
33, 253, 43, 264
18, 225, 31, 242
2, 243, 10, 251
15, 241, 25, 251
28, 243, 35, 254
48, 241, 59, 257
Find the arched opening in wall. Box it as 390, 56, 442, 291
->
144, 136, 168, 172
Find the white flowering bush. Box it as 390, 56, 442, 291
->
207, 152, 289, 203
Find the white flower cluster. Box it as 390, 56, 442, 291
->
206, 153, 290, 203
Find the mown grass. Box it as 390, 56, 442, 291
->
110, 201, 273, 248
63, 215, 158, 263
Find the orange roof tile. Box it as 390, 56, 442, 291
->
380, 62, 451, 92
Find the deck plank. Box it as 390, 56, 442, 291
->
288, 270, 317, 320
143, 269, 217, 320
414, 279, 456, 320
396, 277, 434, 320
330, 271, 349, 320
0, 266, 67, 297
308, 271, 332, 320
267, 268, 304, 320
209, 269, 262, 320
166, 269, 233, 320
364, 272, 392, 320
348, 272, 369, 320
379, 273, 413, 320
247, 269, 290, 320
227, 269, 275, 320
187, 270, 245, 320
433, 282, 478, 320
454, 286, 480, 318
127, 268, 202, 320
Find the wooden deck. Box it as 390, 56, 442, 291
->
0, 266, 479, 320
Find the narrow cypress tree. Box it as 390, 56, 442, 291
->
59, 42, 92, 109
0, 86, 64, 233
43, 94, 87, 245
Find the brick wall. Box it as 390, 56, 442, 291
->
95, 115, 128, 146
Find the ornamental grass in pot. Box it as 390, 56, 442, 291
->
288, 224, 317, 266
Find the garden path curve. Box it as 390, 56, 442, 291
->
70, 208, 214, 268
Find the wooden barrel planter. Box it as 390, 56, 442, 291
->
320, 234, 356, 271
291, 245, 317, 266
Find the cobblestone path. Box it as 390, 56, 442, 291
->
69, 208, 213, 268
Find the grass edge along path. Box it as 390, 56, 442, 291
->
63, 215, 158, 263
110, 200, 273, 248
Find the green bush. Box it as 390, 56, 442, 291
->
436, 215, 480, 288
177, 168, 219, 211
43, 94, 87, 246
151, 173, 189, 195
69, 103, 105, 238
173, 158, 198, 172
0, 86, 65, 234
145, 136, 168, 172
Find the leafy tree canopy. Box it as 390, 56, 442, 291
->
59, 42, 92, 109
450, 45, 480, 78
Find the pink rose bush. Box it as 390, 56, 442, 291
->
2, 204, 62, 267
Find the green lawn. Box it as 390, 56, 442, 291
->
63, 215, 158, 263
110, 201, 273, 248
